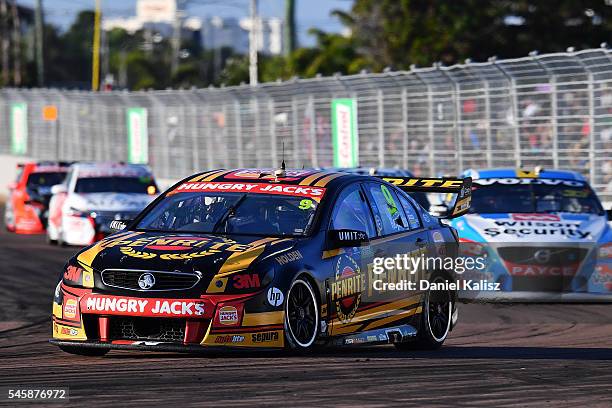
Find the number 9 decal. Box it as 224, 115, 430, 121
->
299, 199, 314, 210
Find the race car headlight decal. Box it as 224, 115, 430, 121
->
67, 207, 89, 217
53, 280, 63, 304
598, 243, 612, 260
459, 238, 488, 258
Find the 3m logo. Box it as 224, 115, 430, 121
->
64, 265, 82, 282
233, 274, 261, 289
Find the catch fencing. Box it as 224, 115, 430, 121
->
0, 47, 611, 201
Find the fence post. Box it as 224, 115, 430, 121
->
291, 96, 299, 166
532, 56, 558, 169
439, 66, 461, 174
493, 62, 521, 168
253, 97, 261, 167
550, 76, 559, 169
203, 101, 213, 170
269, 98, 277, 166
573, 53, 597, 187
308, 95, 317, 168
190, 103, 199, 171
466, 63, 493, 168
586, 72, 596, 186
401, 87, 408, 169
233, 98, 243, 168
377, 89, 384, 167
412, 69, 437, 176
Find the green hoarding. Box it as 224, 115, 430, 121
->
10, 102, 28, 155
331, 98, 358, 168
126, 107, 148, 164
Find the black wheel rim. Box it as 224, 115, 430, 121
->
287, 281, 317, 346
428, 281, 451, 342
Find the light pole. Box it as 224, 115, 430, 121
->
92, 0, 101, 90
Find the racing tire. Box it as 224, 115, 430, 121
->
46, 233, 57, 245
58, 345, 109, 356
57, 229, 67, 247
284, 278, 319, 352
395, 274, 453, 351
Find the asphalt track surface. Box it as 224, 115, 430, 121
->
0, 224, 611, 407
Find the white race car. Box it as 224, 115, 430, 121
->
449, 168, 612, 301
47, 163, 159, 246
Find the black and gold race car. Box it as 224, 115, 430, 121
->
50, 168, 471, 355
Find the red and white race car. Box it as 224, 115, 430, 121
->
4, 161, 71, 234
47, 162, 159, 246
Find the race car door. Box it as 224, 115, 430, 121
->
327, 182, 379, 336
360, 181, 430, 330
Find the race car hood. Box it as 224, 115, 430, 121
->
75, 231, 298, 289
456, 213, 609, 243
70, 193, 156, 213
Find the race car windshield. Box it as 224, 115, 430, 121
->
469, 180, 604, 215
75, 176, 156, 194
26, 172, 66, 188
135, 192, 319, 236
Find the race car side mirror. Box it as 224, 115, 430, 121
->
607, 208, 612, 221
110, 220, 129, 231
328, 229, 369, 248
51, 184, 67, 195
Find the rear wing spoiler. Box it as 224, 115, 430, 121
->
376, 176, 472, 218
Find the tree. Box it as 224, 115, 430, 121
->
286, 0, 612, 76
501, 0, 612, 57
217, 55, 249, 86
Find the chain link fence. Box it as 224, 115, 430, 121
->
1, 47, 611, 201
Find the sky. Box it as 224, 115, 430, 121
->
19, 0, 353, 46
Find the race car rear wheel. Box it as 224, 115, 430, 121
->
284, 278, 319, 351
396, 274, 453, 350
59, 345, 109, 356
57, 228, 67, 247
46, 233, 57, 245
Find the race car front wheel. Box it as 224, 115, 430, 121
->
284, 278, 319, 351
59, 345, 109, 356
396, 274, 453, 350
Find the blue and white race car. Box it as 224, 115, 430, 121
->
448, 168, 612, 301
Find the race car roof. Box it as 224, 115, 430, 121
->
180, 168, 355, 187
18, 161, 72, 173
73, 162, 154, 178
462, 168, 586, 181
332, 167, 415, 177
167, 169, 357, 200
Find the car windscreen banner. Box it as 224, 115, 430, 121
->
169, 182, 326, 200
